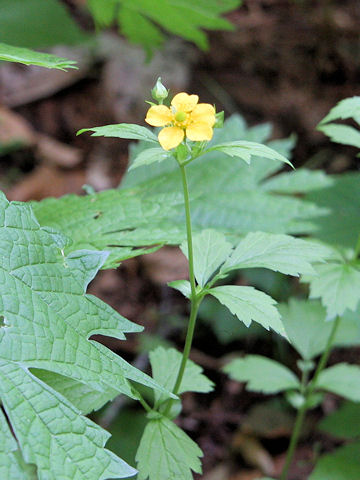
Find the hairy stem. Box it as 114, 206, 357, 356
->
280, 316, 341, 480
164, 162, 199, 416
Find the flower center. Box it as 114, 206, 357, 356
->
174, 111, 187, 123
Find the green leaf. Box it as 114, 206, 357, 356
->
150, 347, 214, 407
317, 364, 360, 402
209, 285, 285, 336
34, 115, 328, 267
206, 140, 293, 167
32, 369, 118, 415
307, 262, 360, 319
0, 0, 88, 48
223, 355, 300, 394
317, 124, 360, 148
77, 123, 158, 143
129, 147, 171, 171
0, 43, 77, 70
218, 232, 330, 279
168, 279, 192, 298
0, 192, 171, 478
136, 416, 202, 480
309, 442, 360, 480
319, 401, 360, 439
0, 409, 37, 479
279, 299, 360, 361
319, 96, 360, 126
262, 169, 333, 194
305, 173, 360, 249
180, 229, 233, 287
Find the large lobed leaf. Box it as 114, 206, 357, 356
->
0, 192, 168, 478
309, 442, 360, 480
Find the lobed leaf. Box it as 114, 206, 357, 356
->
209, 285, 285, 336
223, 355, 300, 394
136, 416, 202, 480
0, 192, 171, 478
129, 147, 172, 171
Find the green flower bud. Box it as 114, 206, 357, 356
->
151, 77, 169, 103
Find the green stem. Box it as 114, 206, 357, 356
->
280, 316, 341, 480
163, 162, 199, 416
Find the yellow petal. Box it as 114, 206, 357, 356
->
190, 104, 216, 127
171, 92, 199, 113
145, 105, 173, 127
158, 126, 184, 150
186, 123, 214, 142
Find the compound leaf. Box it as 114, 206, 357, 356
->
136, 416, 202, 480
223, 355, 300, 394
317, 364, 360, 402
209, 285, 285, 336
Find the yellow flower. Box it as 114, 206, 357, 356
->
145, 92, 216, 151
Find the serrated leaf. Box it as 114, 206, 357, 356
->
0, 0, 88, 49
136, 416, 202, 480
180, 229, 233, 287
209, 285, 285, 336
279, 299, 360, 361
223, 355, 300, 394
317, 364, 360, 402
206, 140, 293, 167
129, 147, 172, 170
319, 96, 360, 126
309, 442, 360, 480
0, 43, 77, 70
150, 347, 214, 407
317, 124, 360, 148
319, 401, 360, 439
218, 232, 330, 279
0, 409, 37, 479
0, 192, 171, 478
77, 123, 158, 143
307, 262, 360, 319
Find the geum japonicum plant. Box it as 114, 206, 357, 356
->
76, 79, 330, 479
